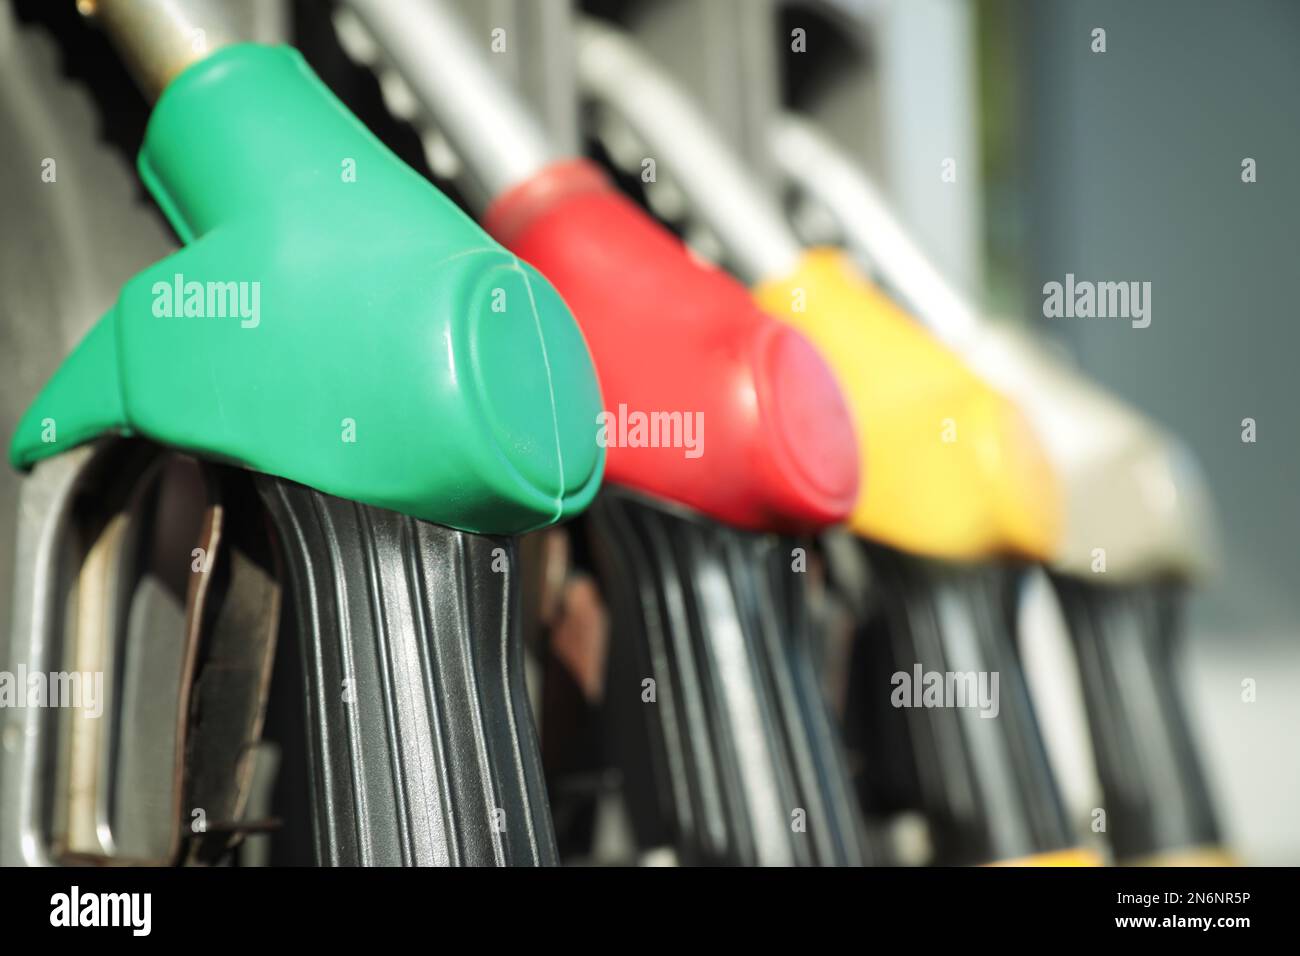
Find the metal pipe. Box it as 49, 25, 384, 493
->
85, 0, 239, 101
574, 16, 802, 285
771, 113, 981, 348
342, 0, 562, 206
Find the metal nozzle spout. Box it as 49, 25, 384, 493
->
85, 0, 239, 101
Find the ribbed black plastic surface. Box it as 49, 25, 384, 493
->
258, 477, 557, 866
587, 490, 870, 866
1050, 576, 1221, 860
846, 544, 1074, 864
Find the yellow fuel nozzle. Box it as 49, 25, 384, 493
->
754, 248, 1062, 563
987, 847, 1106, 867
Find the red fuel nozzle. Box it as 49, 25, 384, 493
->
486, 160, 860, 534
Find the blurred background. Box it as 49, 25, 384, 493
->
562, 0, 1300, 864
1009, 0, 1300, 866
2, 0, 1297, 863
644, 0, 1300, 864
675, 0, 1300, 863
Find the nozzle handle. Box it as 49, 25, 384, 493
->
259, 478, 559, 866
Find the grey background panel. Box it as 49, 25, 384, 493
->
1023, 0, 1300, 863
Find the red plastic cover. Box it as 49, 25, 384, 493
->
486, 160, 860, 533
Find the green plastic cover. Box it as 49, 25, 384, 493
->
9, 44, 604, 534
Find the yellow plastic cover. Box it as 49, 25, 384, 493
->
754, 249, 1061, 562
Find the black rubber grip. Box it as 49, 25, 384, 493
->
846, 544, 1075, 865
257, 477, 557, 866
587, 490, 871, 866
1050, 576, 1221, 860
